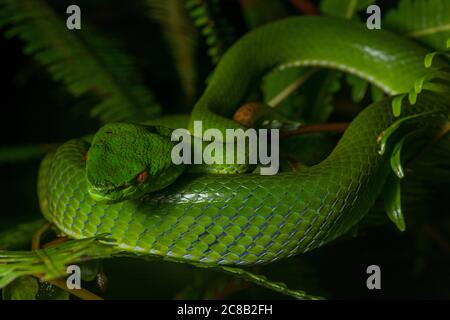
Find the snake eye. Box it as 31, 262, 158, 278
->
136, 170, 149, 184
83, 152, 89, 161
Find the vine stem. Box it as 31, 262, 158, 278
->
31, 223, 51, 250
268, 68, 319, 107
280, 122, 349, 138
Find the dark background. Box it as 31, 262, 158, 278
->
1, 0, 449, 299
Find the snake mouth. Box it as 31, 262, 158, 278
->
88, 184, 135, 203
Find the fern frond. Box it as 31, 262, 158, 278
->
391, 46, 450, 116
147, 0, 198, 105
384, 0, 450, 51
0, 0, 160, 123
185, 0, 235, 64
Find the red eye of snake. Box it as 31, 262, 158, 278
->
83, 152, 89, 161
136, 170, 149, 184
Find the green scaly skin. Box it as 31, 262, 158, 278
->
38, 17, 449, 266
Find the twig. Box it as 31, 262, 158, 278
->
31, 223, 51, 250
421, 224, 450, 255
289, 0, 320, 15
34, 275, 104, 300
280, 122, 349, 138
286, 155, 305, 172
211, 277, 251, 300
432, 123, 450, 144
42, 236, 70, 249
411, 122, 450, 161
268, 68, 319, 107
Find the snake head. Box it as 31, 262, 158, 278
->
86, 123, 184, 203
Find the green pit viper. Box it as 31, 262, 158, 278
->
38, 17, 450, 266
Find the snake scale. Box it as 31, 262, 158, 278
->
38, 17, 449, 266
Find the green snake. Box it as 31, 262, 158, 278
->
38, 17, 450, 266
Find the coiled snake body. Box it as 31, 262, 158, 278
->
38, 17, 450, 266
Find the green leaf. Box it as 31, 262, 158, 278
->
390, 130, 424, 179
392, 94, 407, 117
321, 0, 375, 19
0, 0, 161, 123
371, 84, 386, 102
0, 219, 46, 250
384, 0, 450, 51
377, 111, 436, 155
347, 74, 369, 103
425, 52, 440, 68
383, 174, 406, 232
391, 140, 405, 179
2, 276, 39, 300
391, 137, 406, 179
80, 260, 101, 282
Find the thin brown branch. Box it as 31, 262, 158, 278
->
289, 0, 320, 15
211, 278, 251, 300
421, 224, 450, 255
211, 266, 262, 299
412, 122, 450, 161
432, 123, 450, 144
280, 122, 349, 139
31, 223, 51, 250
286, 155, 305, 172
34, 276, 104, 300
42, 236, 70, 249
239, 0, 259, 9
